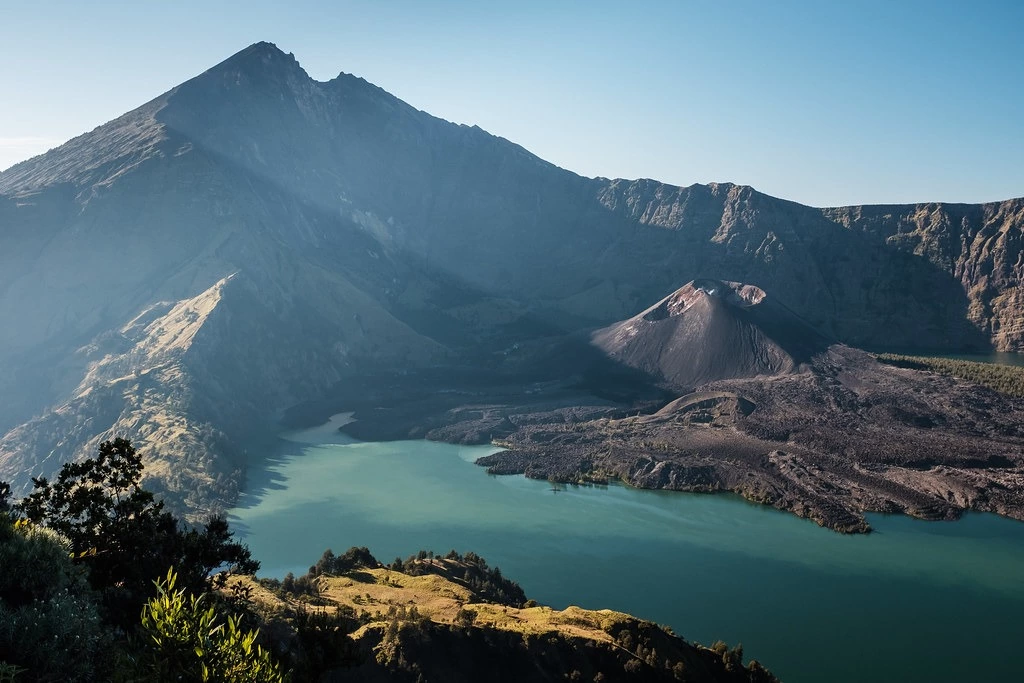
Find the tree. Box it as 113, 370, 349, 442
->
18, 438, 257, 628
454, 607, 477, 628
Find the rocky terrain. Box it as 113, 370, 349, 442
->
475, 345, 1024, 533
339, 281, 1024, 533
823, 200, 1024, 350
0, 41, 1022, 520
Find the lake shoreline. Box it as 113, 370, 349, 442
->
230, 425, 1024, 683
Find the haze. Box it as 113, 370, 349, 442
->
2, 0, 1022, 207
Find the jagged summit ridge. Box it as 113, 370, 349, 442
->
201, 40, 310, 85
592, 280, 832, 389
227, 40, 292, 61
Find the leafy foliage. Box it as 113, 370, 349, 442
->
1, 441, 294, 680
287, 606, 363, 679
272, 572, 319, 600
17, 438, 257, 628
137, 568, 284, 682
0, 662, 26, 682
0, 517, 109, 682
454, 607, 478, 628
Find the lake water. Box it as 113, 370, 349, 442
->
941, 352, 1024, 367
231, 416, 1024, 683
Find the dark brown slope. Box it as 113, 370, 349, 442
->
591, 279, 830, 389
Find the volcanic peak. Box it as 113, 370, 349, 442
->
216, 41, 304, 77
642, 279, 766, 322
592, 279, 831, 389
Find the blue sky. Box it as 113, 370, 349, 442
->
1, 0, 1021, 207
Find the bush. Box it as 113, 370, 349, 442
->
454, 608, 477, 628
0, 517, 109, 682
310, 546, 380, 576
137, 568, 284, 682
392, 549, 526, 607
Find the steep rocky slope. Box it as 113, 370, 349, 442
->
823, 199, 1024, 350
1, 41, 1022, 514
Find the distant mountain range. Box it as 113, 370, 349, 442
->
1, 42, 1021, 515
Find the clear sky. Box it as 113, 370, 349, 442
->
1, 0, 1021, 207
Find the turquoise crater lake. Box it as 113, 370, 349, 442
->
231, 415, 1024, 683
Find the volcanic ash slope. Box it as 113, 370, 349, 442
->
591, 279, 831, 389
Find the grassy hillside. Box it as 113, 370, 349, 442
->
238, 551, 779, 683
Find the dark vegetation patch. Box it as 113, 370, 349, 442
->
387, 549, 528, 607
875, 353, 1024, 397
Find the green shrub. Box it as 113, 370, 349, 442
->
137, 568, 285, 682
0, 662, 27, 682
0, 518, 109, 682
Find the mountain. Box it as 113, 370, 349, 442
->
477, 284, 1024, 532
1, 41, 1022, 516
591, 279, 831, 388
823, 199, 1024, 350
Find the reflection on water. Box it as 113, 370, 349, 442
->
231, 418, 1024, 683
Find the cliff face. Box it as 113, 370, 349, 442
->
593, 181, 996, 350
823, 199, 1024, 350
0, 41, 1021, 511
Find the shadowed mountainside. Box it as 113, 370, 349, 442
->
823, 199, 1024, 350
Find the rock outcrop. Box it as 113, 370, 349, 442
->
823, 199, 1024, 350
